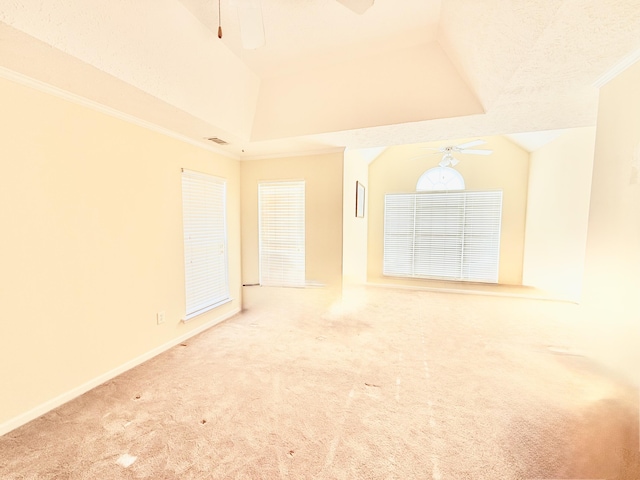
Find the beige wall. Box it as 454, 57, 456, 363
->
240, 153, 344, 289
522, 127, 596, 301
367, 136, 529, 286
342, 149, 369, 285
577, 60, 640, 384
0, 77, 242, 430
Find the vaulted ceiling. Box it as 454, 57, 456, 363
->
1, 0, 639, 158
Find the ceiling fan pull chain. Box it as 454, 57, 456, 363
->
217, 0, 223, 39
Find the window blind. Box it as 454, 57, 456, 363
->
384, 190, 502, 283
182, 169, 230, 320
258, 181, 305, 287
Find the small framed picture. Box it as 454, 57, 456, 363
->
356, 181, 365, 218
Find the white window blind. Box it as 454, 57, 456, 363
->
384, 190, 502, 283
182, 169, 230, 320
258, 181, 305, 287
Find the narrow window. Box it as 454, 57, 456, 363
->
181, 169, 230, 320
258, 181, 305, 287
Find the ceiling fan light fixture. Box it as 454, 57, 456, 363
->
440, 153, 457, 167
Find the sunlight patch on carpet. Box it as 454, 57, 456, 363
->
116, 453, 137, 468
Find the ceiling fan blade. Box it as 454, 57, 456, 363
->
461, 149, 493, 155
237, 0, 265, 49
456, 139, 485, 149
336, 0, 375, 15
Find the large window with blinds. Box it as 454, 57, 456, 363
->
181, 169, 230, 320
384, 190, 503, 283
258, 181, 305, 287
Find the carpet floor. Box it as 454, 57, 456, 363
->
0, 286, 638, 479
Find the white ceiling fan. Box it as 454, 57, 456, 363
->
220, 0, 375, 49
419, 139, 493, 167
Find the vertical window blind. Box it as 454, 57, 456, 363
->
384, 190, 503, 283
258, 181, 305, 287
181, 169, 230, 320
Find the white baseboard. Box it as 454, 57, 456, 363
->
0, 307, 240, 437
365, 282, 576, 303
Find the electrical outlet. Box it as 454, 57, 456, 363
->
157, 311, 165, 325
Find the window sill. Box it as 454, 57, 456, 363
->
181, 297, 232, 323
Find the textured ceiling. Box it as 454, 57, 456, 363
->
1, 0, 639, 158
178, 0, 441, 77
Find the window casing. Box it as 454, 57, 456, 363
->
181, 169, 230, 320
384, 190, 503, 283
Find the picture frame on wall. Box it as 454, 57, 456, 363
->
356, 181, 365, 218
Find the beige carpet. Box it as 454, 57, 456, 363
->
1, 286, 638, 479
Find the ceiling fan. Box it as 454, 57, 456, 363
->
218, 0, 375, 49
419, 139, 493, 167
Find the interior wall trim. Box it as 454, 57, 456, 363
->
593, 47, 640, 88
240, 146, 346, 161
0, 66, 239, 160
0, 307, 240, 437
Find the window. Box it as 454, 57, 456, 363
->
181, 169, 230, 320
258, 181, 305, 287
384, 190, 502, 283
416, 166, 465, 191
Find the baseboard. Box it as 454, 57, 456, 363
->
365, 282, 576, 303
0, 307, 240, 437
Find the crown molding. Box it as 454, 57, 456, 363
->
0, 66, 240, 160
593, 47, 640, 88
239, 146, 346, 161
